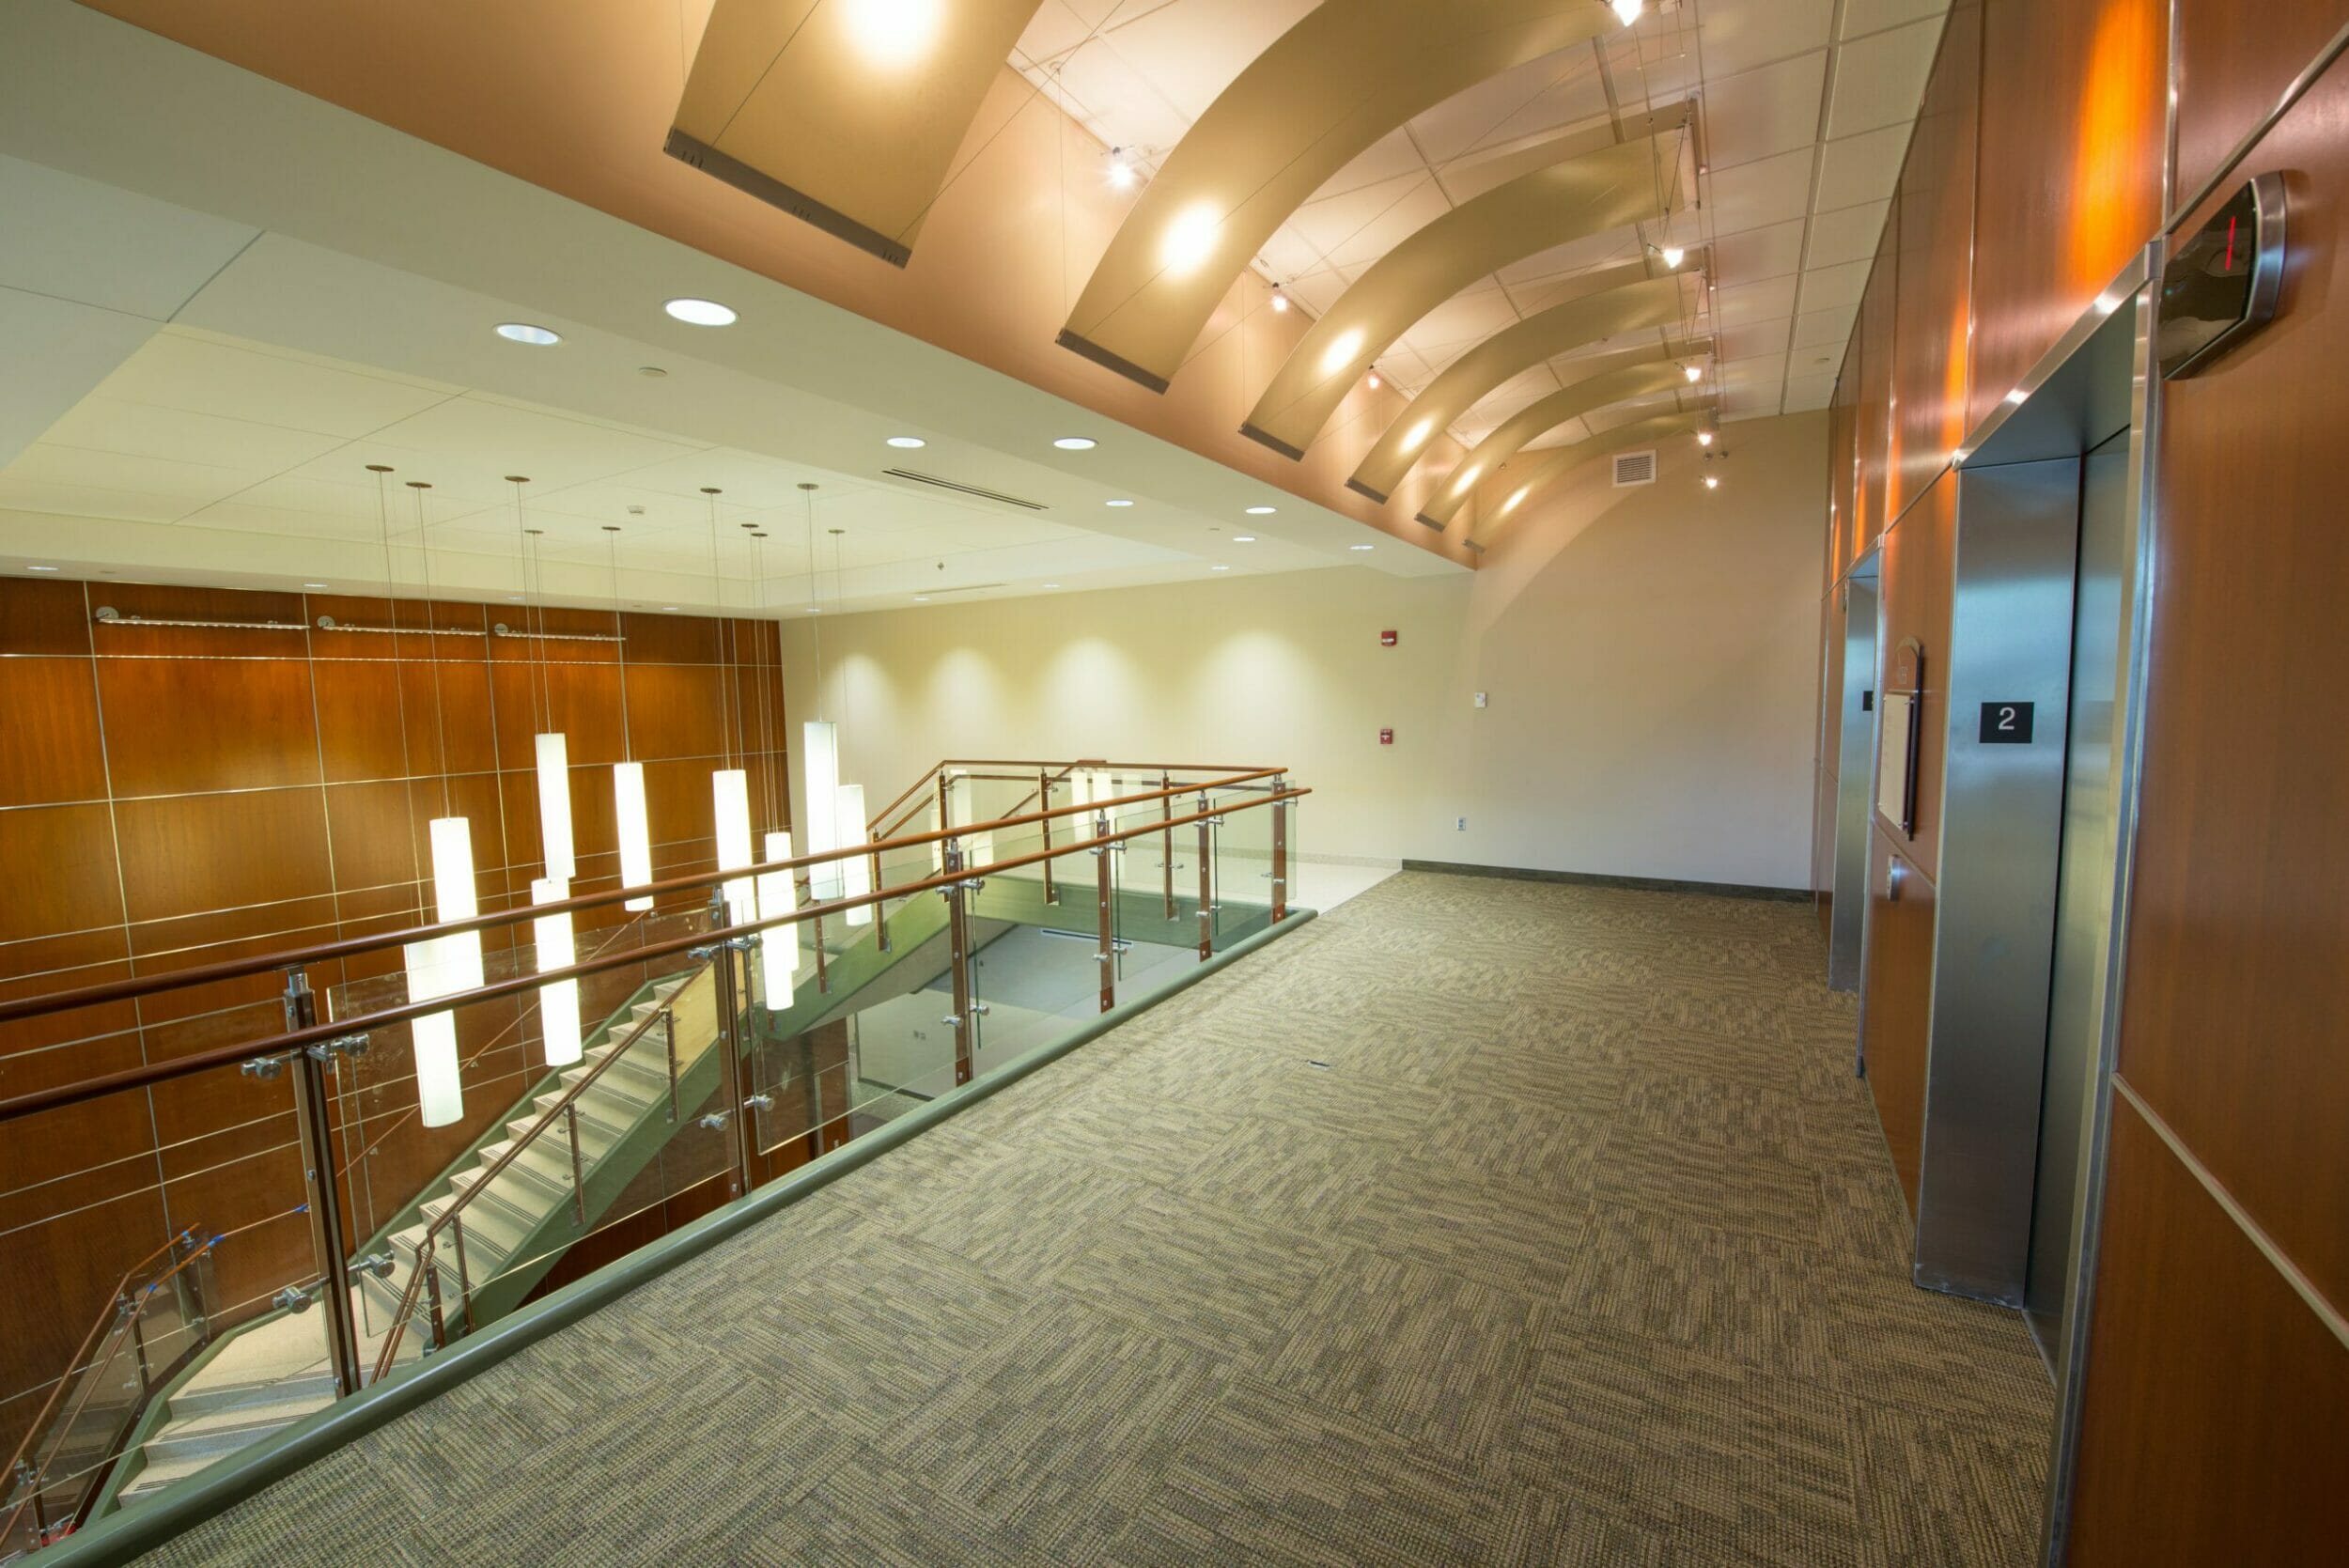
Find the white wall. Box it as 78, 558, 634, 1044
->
784, 412, 1827, 891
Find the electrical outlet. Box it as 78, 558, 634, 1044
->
1455, 816, 1467, 831
1473, 691, 1487, 708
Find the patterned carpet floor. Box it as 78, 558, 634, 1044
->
145, 872, 2054, 1566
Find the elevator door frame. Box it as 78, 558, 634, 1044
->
1828, 561, 1881, 996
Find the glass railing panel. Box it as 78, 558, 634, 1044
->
357, 957, 736, 1370
0, 1059, 322, 1549
1205, 785, 1283, 951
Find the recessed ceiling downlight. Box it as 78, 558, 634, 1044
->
1245, 505, 1276, 515
664, 297, 738, 326
887, 436, 926, 449
1349, 543, 1375, 551
1105, 498, 1134, 507
1233, 536, 1256, 543
1053, 437, 1098, 451
495, 322, 561, 346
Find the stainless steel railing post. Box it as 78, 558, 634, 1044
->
283, 967, 364, 1397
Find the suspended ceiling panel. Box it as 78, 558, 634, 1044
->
1241, 116, 1686, 460
1054, 0, 1615, 391
1346, 260, 1696, 502
671, 0, 1047, 265
1465, 405, 1711, 539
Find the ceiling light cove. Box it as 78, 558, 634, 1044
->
495, 322, 561, 346
663, 297, 738, 326
1399, 418, 1435, 456
1052, 436, 1097, 451
886, 435, 926, 448
842, 0, 943, 70
1159, 203, 1222, 277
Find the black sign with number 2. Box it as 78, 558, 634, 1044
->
1979, 701, 2035, 744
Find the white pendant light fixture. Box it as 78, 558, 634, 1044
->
531, 877, 583, 1067
704, 487, 758, 931
511, 480, 577, 884
803, 719, 841, 897
604, 525, 655, 911
837, 784, 872, 924
402, 480, 475, 1128
757, 829, 799, 1007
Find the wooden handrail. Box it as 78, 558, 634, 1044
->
0, 768, 1283, 1030
0, 777, 1301, 1126
867, 758, 1276, 840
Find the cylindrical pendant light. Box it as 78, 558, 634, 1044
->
405, 815, 481, 1128
614, 761, 654, 912
803, 719, 841, 898
535, 731, 575, 881
757, 828, 798, 1007
836, 783, 872, 925
714, 767, 756, 925
531, 876, 583, 1067
605, 525, 654, 911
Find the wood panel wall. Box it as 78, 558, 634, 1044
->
0, 577, 789, 1459
1807, 0, 2349, 1554
2067, 45, 2349, 1557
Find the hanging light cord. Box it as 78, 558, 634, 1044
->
607, 529, 634, 762
372, 466, 422, 922
412, 483, 455, 821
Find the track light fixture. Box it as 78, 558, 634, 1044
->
1107, 146, 1139, 191
1269, 282, 1289, 313
1658, 244, 1685, 269
1684, 362, 1704, 383
1609, 0, 1643, 25
1365, 367, 1381, 390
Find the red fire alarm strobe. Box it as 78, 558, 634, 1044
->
1378, 728, 1394, 745
1379, 629, 1398, 646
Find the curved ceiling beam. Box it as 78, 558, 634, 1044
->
1056, 0, 1623, 392
670, 0, 1047, 266
1243, 110, 1689, 460
1413, 351, 1704, 528
1466, 406, 1714, 544
1347, 253, 1703, 503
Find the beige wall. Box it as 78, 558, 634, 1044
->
785, 412, 1828, 891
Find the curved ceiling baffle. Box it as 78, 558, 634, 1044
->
1466, 405, 1716, 544
1055, 0, 1622, 393
1411, 343, 1706, 528
668, 0, 1049, 266
1240, 104, 1691, 460
1346, 254, 1703, 503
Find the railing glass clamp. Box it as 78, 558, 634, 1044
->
306, 1032, 371, 1063
697, 1111, 731, 1130
241, 1054, 288, 1081
742, 1093, 774, 1113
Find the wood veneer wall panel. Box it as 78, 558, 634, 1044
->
1890, 0, 1981, 521
0, 578, 792, 1446
1970, 0, 2167, 432
2111, 53, 2349, 1316
2171, 0, 2349, 208
2067, 1096, 2349, 1561
1855, 210, 1900, 547
1861, 830, 1936, 1214
1829, 338, 1861, 578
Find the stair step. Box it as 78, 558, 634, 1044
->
453, 1152, 569, 1213
170, 1367, 337, 1421
143, 1392, 330, 1466
416, 1196, 526, 1273
559, 1057, 664, 1110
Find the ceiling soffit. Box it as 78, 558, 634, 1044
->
1346, 256, 1698, 503
1464, 405, 1711, 540
1055, 0, 1614, 393
1416, 351, 1702, 528
671, 0, 1047, 265
1238, 112, 1688, 462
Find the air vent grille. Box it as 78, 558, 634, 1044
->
1611, 450, 1657, 488
881, 468, 1049, 511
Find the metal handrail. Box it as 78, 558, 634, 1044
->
867, 758, 1273, 841
0, 768, 1284, 1036
367, 954, 711, 1382
0, 1230, 209, 1549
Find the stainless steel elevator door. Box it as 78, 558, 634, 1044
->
2024, 429, 2131, 1357
1829, 567, 1880, 996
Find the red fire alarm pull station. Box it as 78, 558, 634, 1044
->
1379, 629, 1398, 647
1378, 728, 1394, 746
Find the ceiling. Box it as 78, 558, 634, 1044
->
1017, 0, 1949, 436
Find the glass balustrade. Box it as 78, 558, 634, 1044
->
0, 759, 1305, 1555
